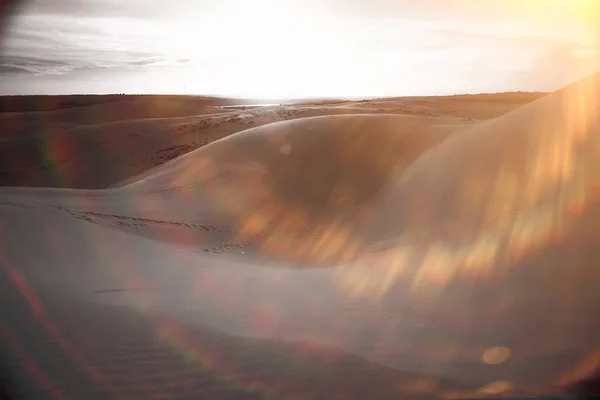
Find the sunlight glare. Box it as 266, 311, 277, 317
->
130, 0, 600, 98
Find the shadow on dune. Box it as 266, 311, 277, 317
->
0, 114, 457, 268
193, 115, 453, 218
45, 115, 458, 267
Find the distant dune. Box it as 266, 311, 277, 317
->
0, 94, 273, 113
0, 92, 544, 189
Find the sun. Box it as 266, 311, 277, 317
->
164, 1, 324, 66
158, 1, 340, 97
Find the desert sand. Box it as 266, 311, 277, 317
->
1, 83, 598, 399
0, 92, 543, 189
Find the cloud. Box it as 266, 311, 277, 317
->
1, 12, 170, 77
2, 0, 599, 95
0, 63, 42, 74
9, 0, 213, 19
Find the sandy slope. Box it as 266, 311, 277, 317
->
0, 83, 598, 399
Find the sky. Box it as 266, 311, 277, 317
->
1, 0, 599, 98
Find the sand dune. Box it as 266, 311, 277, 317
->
1, 81, 599, 399
0, 95, 246, 125
0, 93, 535, 189
1, 115, 459, 268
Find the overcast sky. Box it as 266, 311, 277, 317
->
1, 0, 599, 98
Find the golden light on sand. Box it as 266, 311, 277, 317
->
331, 72, 600, 300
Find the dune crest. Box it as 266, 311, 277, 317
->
361, 72, 600, 275
7, 114, 454, 268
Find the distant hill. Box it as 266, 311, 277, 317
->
438, 91, 549, 103
0, 92, 550, 114
0, 94, 269, 113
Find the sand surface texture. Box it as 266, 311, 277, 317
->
1, 86, 597, 399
